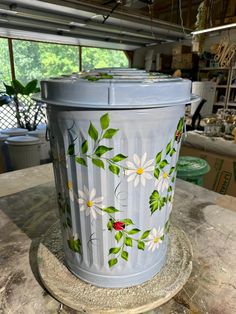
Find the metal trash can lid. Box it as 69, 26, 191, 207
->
5, 136, 40, 146
0, 134, 8, 142
34, 68, 192, 109
28, 130, 46, 140
1, 128, 29, 136
177, 156, 210, 178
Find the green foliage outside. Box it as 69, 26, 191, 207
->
82, 47, 128, 70
12, 40, 79, 85
0, 39, 129, 87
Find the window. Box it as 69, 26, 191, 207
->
82, 47, 129, 71
12, 40, 80, 85
0, 38, 11, 90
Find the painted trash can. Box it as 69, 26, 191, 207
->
177, 156, 210, 186
39, 68, 192, 288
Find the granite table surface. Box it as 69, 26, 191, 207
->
0, 164, 236, 314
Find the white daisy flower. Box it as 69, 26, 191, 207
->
78, 186, 104, 219
146, 227, 164, 252
155, 171, 170, 192
126, 152, 154, 187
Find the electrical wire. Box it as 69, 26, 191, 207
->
178, 0, 188, 36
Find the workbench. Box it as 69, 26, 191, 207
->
0, 164, 236, 313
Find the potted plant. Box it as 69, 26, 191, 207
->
0, 79, 45, 131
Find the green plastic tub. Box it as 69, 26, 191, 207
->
177, 156, 210, 186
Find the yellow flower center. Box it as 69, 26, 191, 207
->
87, 200, 93, 207
67, 181, 73, 190
154, 237, 159, 243
136, 167, 144, 175
163, 172, 168, 179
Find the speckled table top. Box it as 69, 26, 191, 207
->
0, 164, 236, 314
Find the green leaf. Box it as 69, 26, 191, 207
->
149, 190, 160, 214
85, 75, 99, 81
177, 117, 184, 131
165, 141, 172, 155
75, 157, 87, 166
127, 228, 140, 235
110, 154, 127, 162
124, 237, 133, 247
138, 241, 145, 250
103, 206, 119, 213
169, 167, 175, 175
108, 258, 118, 268
160, 235, 165, 241
23, 79, 39, 95
107, 220, 113, 231
171, 176, 175, 183
109, 247, 121, 255
92, 158, 105, 169
88, 122, 98, 141
154, 168, 160, 179
94, 145, 113, 157
81, 140, 88, 154
160, 197, 167, 208
170, 148, 176, 156
122, 218, 134, 226
168, 186, 172, 192
121, 251, 129, 261
67, 144, 75, 156
155, 151, 162, 164
4, 83, 15, 96
100, 113, 109, 130
102, 128, 119, 139
159, 159, 168, 169
109, 164, 120, 176
141, 230, 151, 240
115, 231, 123, 242
68, 238, 81, 254
12, 79, 25, 94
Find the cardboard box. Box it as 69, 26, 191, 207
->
180, 145, 236, 197
172, 44, 191, 55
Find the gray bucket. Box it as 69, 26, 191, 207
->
6, 136, 40, 170
36, 68, 192, 288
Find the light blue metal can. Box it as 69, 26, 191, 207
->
39, 69, 191, 288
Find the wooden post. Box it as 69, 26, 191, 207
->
79, 46, 82, 71
8, 38, 16, 81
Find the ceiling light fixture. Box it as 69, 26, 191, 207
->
191, 23, 236, 35
69, 21, 86, 27
0, 8, 18, 15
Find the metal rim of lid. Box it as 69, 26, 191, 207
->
177, 156, 210, 177
37, 68, 192, 109
5, 136, 40, 146
1, 128, 29, 136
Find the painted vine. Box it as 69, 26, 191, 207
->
63, 113, 184, 267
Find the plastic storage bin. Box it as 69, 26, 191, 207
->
5, 136, 40, 170
1, 128, 28, 137
177, 156, 210, 186
38, 68, 192, 288
29, 129, 51, 163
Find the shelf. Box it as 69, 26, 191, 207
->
230, 85, 236, 88
214, 102, 236, 107
216, 85, 227, 88
199, 67, 230, 70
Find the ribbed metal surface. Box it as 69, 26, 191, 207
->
47, 105, 185, 287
